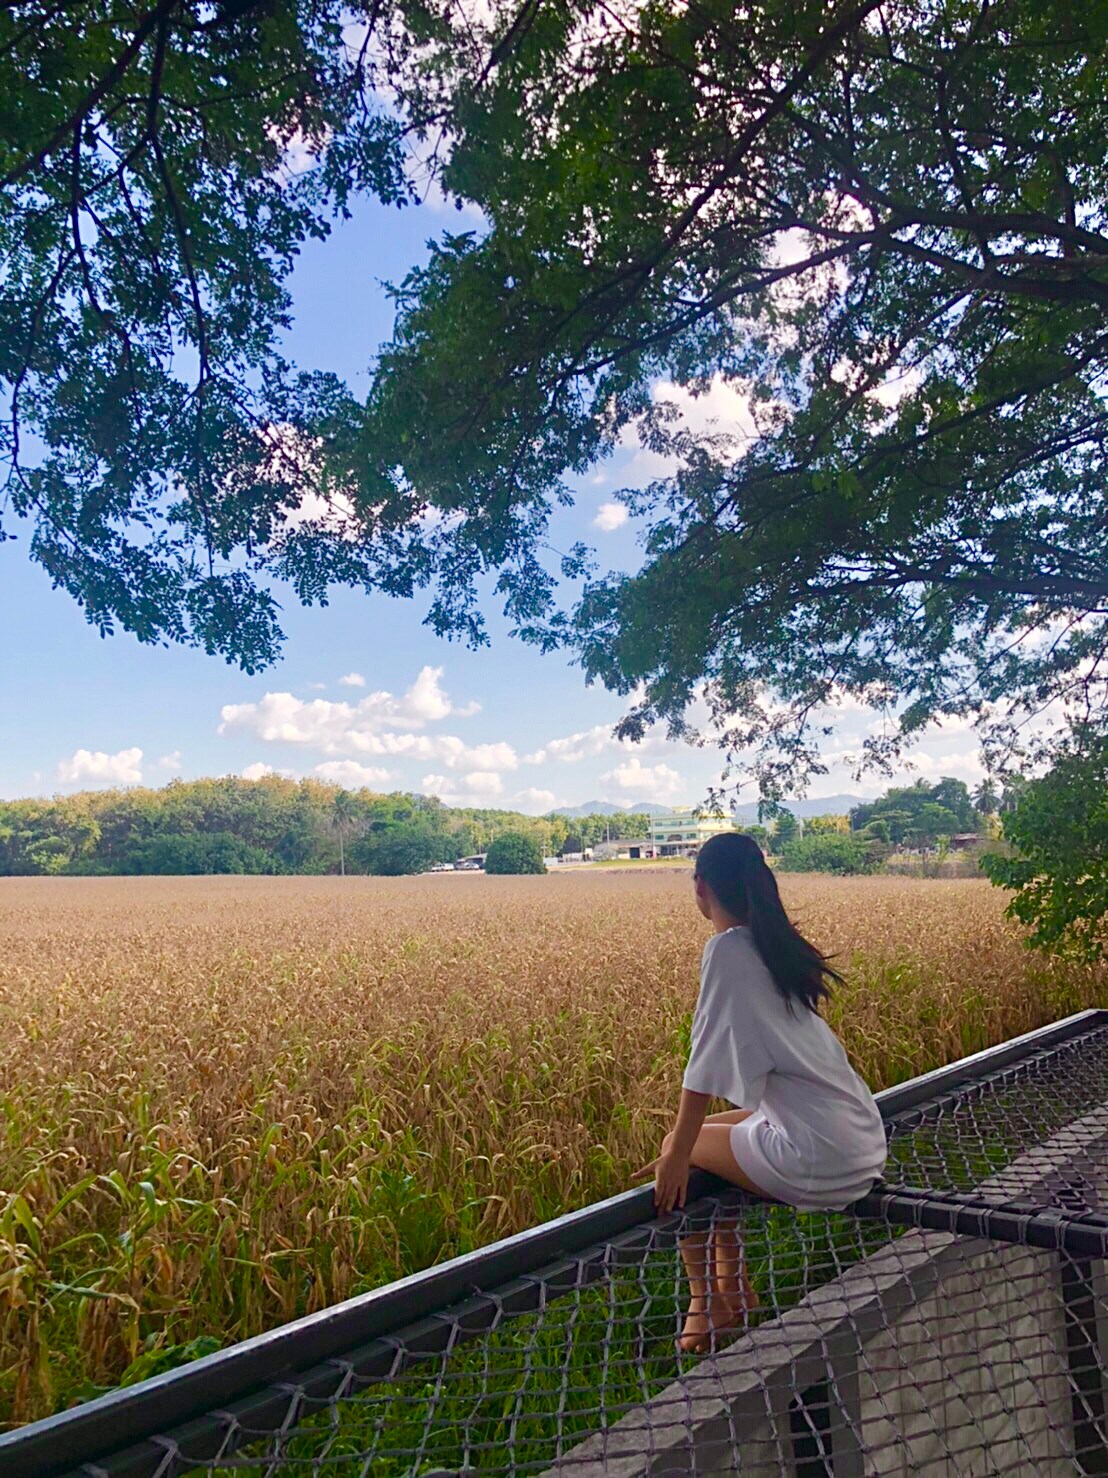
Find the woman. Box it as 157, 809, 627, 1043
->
635, 832, 887, 1352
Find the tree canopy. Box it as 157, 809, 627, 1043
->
1, 0, 412, 669
5, 0, 1108, 793
362, 0, 1108, 794
484, 830, 547, 874
850, 776, 976, 846
983, 734, 1108, 960
0, 775, 568, 876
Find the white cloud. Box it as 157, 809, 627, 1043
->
156, 751, 182, 773
905, 748, 988, 782
525, 724, 614, 766
314, 760, 392, 787
599, 758, 686, 802
430, 737, 516, 770
219, 667, 487, 761
618, 375, 762, 486
338, 672, 366, 688
57, 747, 143, 787
593, 502, 629, 532
256, 424, 362, 540
525, 720, 673, 767
241, 762, 294, 781
513, 787, 558, 814
421, 770, 505, 806
460, 770, 503, 796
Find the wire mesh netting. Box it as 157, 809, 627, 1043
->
9, 1013, 1108, 1478
88, 1199, 896, 1477
75, 1198, 1108, 1478
884, 1020, 1108, 1212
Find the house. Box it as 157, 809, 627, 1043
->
649, 809, 737, 857
948, 834, 981, 852
591, 837, 655, 861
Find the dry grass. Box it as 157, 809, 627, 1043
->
0, 871, 1104, 1424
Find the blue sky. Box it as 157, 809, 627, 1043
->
1, 192, 990, 812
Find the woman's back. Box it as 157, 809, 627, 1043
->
685, 925, 887, 1203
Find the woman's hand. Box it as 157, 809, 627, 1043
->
632, 1092, 709, 1211
634, 1148, 690, 1212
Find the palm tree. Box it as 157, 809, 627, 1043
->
328, 791, 365, 877
972, 779, 1000, 816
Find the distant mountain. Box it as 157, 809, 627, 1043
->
554, 795, 866, 821
730, 794, 866, 821
553, 801, 671, 819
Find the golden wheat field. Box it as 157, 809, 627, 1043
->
1, 870, 1105, 1425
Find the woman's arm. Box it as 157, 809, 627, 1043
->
635, 1088, 711, 1212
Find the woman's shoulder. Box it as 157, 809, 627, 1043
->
702, 927, 778, 992
701, 926, 761, 970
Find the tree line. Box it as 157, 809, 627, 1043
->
0, 776, 656, 877
0, 773, 995, 878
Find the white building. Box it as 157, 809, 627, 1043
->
649, 809, 737, 857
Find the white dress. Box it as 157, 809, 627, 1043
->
682, 927, 887, 1211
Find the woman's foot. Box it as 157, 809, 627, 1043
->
677, 1288, 758, 1354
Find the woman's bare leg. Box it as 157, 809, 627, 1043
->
709, 1217, 758, 1316
676, 1230, 712, 1352
673, 1119, 764, 1353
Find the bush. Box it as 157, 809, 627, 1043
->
772, 809, 799, 845
485, 831, 547, 875
983, 734, 1108, 960
126, 832, 278, 875
778, 833, 874, 875
363, 825, 445, 876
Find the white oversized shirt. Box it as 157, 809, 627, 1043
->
682, 927, 887, 1201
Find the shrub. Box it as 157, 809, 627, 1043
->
983, 734, 1108, 960
772, 810, 799, 845
127, 832, 278, 875
362, 825, 446, 876
778, 833, 874, 875
485, 831, 546, 874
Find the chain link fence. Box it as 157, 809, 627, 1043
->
3, 1010, 1107, 1478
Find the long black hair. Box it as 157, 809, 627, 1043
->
693, 832, 842, 1013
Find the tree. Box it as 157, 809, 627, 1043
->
484, 831, 546, 875
851, 778, 974, 846
0, 777, 580, 875
805, 815, 850, 836
326, 790, 367, 877
983, 735, 1108, 960
772, 811, 800, 848
361, 0, 1108, 796
778, 833, 874, 876
362, 823, 444, 876
8, 2, 1108, 809
999, 777, 1031, 814
128, 831, 276, 875
973, 781, 1000, 817
0, 0, 411, 670
560, 833, 584, 856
